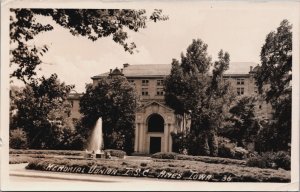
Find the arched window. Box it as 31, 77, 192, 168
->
148, 114, 164, 132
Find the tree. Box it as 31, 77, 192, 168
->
10, 85, 24, 130
79, 75, 138, 154
165, 39, 234, 156
254, 19, 292, 151
13, 74, 75, 149
223, 96, 261, 147
10, 9, 168, 83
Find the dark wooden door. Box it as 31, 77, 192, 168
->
150, 137, 161, 154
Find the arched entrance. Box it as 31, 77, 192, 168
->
147, 114, 164, 154
148, 114, 164, 133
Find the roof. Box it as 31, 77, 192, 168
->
91, 62, 258, 79
137, 100, 174, 112
68, 93, 83, 99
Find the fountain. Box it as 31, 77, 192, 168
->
85, 117, 105, 159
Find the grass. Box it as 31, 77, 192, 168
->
10, 149, 291, 182
9, 149, 84, 156
25, 157, 290, 182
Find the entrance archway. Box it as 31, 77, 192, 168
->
147, 113, 164, 154
147, 113, 164, 133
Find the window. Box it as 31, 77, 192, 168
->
237, 87, 244, 95
237, 78, 245, 85
142, 79, 149, 86
157, 79, 164, 86
142, 88, 149, 96
156, 88, 164, 96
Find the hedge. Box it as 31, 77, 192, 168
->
104, 149, 126, 158
151, 152, 179, 159
25, 157, 290, 182
151, 152, 246, 166
9, 156, 35, 164
9, 149, 83, 156
176, 155, 246, 166
246, 151, 291, 170
9, 149, 126, 158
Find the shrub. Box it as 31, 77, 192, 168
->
9, 149, 83, 156
234, 147, 249, 159
246, 151, 291, 170
9, 156, 34, 164
170, 132, 188, 154
176, 154, 246, 166
151, 152, 179, 159
246, 156, 269, 169
273, 151, 291, 170
217, 138, 236, 159
217, 137, 248, 159
9, 128, 28, 149
104, 149, 126, 158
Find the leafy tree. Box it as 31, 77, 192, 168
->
165, 39, 234, 156
10, 85, 24, 130
254, 19, 292, 151
10, 9, 168, 83
223, 96, 261, 147
13, 74, 75, 149
79, 75, 138, 154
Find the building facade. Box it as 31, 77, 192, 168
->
70, 63, 272, 154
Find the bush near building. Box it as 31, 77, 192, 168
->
246, 151, 291, 170
9, 128, 28, 149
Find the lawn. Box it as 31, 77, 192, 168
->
9, 149, 290, 182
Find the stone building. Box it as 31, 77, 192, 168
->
69, 63, 272, 154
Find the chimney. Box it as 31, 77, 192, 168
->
121, 69, 123, 73
250, 66, 253, 72
110, 69, 112, 74
123, 63, 129, 68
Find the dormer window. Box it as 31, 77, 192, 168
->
109, 67, 124, 77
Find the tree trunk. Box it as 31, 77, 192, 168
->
208, 131, 218, 157
198, 132, 210, 156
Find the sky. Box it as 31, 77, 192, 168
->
9, 1, 299, 93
